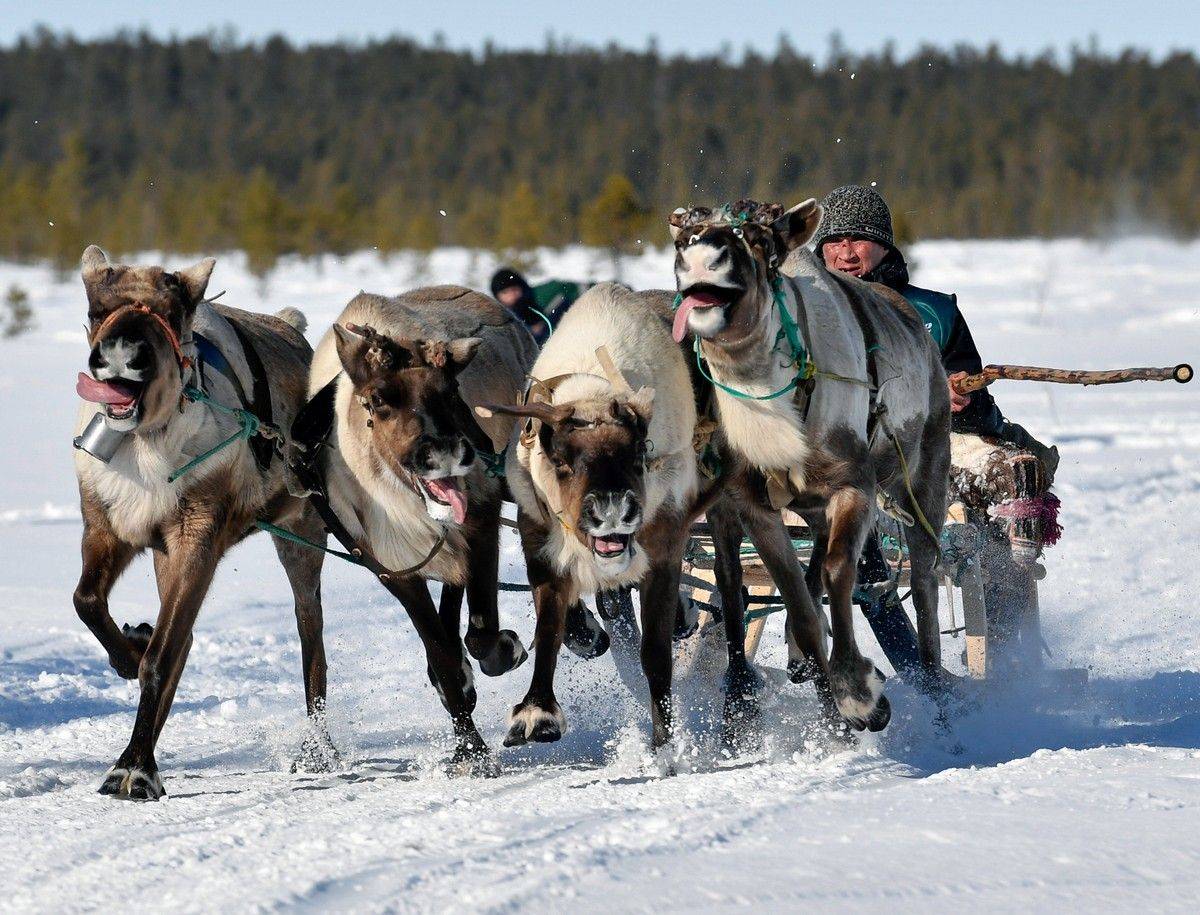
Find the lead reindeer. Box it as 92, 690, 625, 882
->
483, 283, 715, 749
670, 199, 951, 731
72, 246, 331, 800
307, 287, 537, 771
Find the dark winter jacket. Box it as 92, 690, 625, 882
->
863, 249, 1004, 435
490, 270, 587, 345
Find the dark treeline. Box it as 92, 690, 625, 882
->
2, 30, 1199, 270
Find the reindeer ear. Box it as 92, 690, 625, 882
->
668, 207, 687, 241
772, 199, 823, 251
81, 245, 110, 284
333, 324, 374, 388
626, 386, 655, 423
177, 257, 216, 304
446, 337, 483, 369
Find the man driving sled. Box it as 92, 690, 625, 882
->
814, 184, 1061, 676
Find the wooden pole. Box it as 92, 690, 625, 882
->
953, 362, 1192, 394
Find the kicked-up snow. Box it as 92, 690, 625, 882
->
0, 239, 1198, 912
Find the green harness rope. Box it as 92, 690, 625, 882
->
676, 275, 872, 401
167, 385, 280, 483
254, 519, 365, 565
529, 305, 555, 337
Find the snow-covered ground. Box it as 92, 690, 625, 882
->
1, 239, 1198, 912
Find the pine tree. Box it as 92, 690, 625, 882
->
580, 174, 649, 276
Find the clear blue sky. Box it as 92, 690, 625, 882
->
2, 1, 1196, 58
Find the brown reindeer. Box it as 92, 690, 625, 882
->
669, 200, 951, 732
72, 246, 330, 800
307, 288, 537, 771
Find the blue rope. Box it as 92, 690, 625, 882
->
529, 304, 555, 337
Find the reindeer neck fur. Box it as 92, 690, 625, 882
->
327, 375, 473, 585
700, 278, 812, 475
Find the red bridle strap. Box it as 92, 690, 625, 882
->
91, 303, 192, 376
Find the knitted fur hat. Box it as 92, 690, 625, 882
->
812, 185, 895, 252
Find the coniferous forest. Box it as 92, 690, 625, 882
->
1, 30, 1198, 270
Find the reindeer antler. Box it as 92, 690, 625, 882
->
344, 323, 395, 373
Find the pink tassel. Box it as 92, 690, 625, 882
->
990, 491, 1063, 546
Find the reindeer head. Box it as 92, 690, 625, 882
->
667, 198, 822, 344
486, 384, 655, 573
335, 323, 485, 525
77, 245, 214, 433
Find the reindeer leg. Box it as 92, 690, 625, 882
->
505, 510, 570, 746
73, 503, 144, 679
823, 487, 890, 733
462, 494, 528, 676
99, 512, 225, 801
638, 533, 685, 750
708, 497, 762, 749
904, 426, 950, 693
735, 501, 846, 732
271, 505, 339, 772
433, 583, 477, 713
389, 575, 492, 774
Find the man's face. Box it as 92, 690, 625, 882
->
496, 286, 522, 308
820, 236, 888, 277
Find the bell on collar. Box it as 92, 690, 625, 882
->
73, 412, 130, 464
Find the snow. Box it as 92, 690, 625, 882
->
1, 239, 1198, 912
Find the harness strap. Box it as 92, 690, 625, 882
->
194, 329, 275, 472
286, 375, 451, 580
93, 303, 192, 377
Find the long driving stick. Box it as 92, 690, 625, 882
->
952, 362, 1193, 394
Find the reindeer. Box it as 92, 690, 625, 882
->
307, 287, 537, 770
482, 282, 715, 749
669, 200, 951, 732
72, 246, 330, 800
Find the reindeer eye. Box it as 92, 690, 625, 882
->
688, 234, 701, 246
733, 227, 744, 238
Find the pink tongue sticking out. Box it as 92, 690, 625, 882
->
593, 537, 626, 556
672, 291, 725, 343
76, 372, 137, 407
425, 477, 468, 524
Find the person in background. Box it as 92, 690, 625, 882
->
812, 184, 1058, 477
490, 268, 589, 345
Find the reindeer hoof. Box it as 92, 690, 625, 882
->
99, 765, 164, 801
563, 602, 610, 660
467, 629, 528, 677
446, 741, 497, 778
831, 662, 889, 733
865, 693, 891, 732
504, 700, 566, 747
291, 729, 342, 774
122, 621, 154, 651
109, 622, 154, 678
722, 663, 764, 750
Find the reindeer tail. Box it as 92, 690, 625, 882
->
275, 306, 308, 334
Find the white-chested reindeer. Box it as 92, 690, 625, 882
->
483, 283, 720, 749
669, 199, 951, 732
